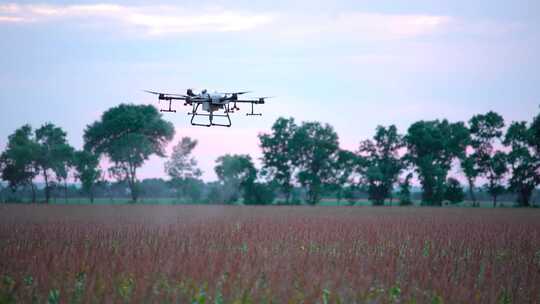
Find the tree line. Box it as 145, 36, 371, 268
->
1, 103, 539, 206
260, 111, 540, 207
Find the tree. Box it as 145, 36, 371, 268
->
0, 181, 4, 203
463, 111, 505, 207
84, 104, 175, 202
504, 118, 540, 207
204, 181, 228, 205
214, 154, 257, 204
243, 182, 276, 205
445, 177, 464, 204
359, 125, 404, 206
179, 177, 205, 203
73, 150, 101, 203
55, 143, 76, 204
34, 123, 74, 203
259, 117, 298, 203
405, 120, 469, 206
0, 125, 40, 202
139, 178, 173, 199
398, 173, 413, 206
343, 185, 360, 206
292, 122, 340, 205
331, 150, 362, 204
167, 177, 205, 203
532, 110, 540, 153
165, 137, 202, 180
484, 151, 507, 207
56, 156, 74, 203
164, 137, 203, 203
460, 156, 479, 206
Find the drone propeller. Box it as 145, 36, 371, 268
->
219, 91, 251, 95
143, 90, 160, 95
143, 90, 188, 97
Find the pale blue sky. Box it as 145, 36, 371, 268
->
0, 0, 539, 181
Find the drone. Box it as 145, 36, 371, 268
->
144, 89, 270, 127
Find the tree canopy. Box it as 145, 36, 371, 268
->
445, 177, 465, 204
35, 123, 74, 203
292, 122, 340, 205
164, 137, 203, 203
0, 125, 40, 202
73, 150, 101, 203
215, 154, 257, 204
462, 111, 505, 206
504, 119, 540, 207
84, 104, 174, 202
405, 120, 469, 206
259, 117, 298, 203
165, 137, 202, 180
359, 125, 404, 205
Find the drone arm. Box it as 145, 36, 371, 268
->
159, 96, 187, 101
234, 99, 265, 104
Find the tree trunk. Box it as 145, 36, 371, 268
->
307, 186, 318, 205
519, 188, 532, 207
30, 182, 36, 203
64, 180, 68, 204
43, 170, 50, 204
125, 161, 138, 203
421, 179, 434, 206
468, 177, 477, 207
129, 166, 138, 203
130, 180, 138, 203
283, 183, 292, 205
493, 195, 497, 208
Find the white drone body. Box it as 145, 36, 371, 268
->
145, 88, 270, 127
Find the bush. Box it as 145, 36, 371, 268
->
445, 178, 464, 204
243, 182, 276, 205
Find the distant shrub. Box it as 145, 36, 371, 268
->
243, 182, 276, 205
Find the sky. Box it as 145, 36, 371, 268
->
0, 0, 539, 181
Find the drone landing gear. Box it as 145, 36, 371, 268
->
189, 103, 231, 127
159, 99, 176, 113
246, 102, 262, 116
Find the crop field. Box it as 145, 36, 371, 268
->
0, 205, 539, 303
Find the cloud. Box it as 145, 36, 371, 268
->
0, 3, 274, 35
271, 12, 451, 41
0, 3, 453, 40
0, 15, 24, 22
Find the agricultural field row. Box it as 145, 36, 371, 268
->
1, 205, 539, 303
